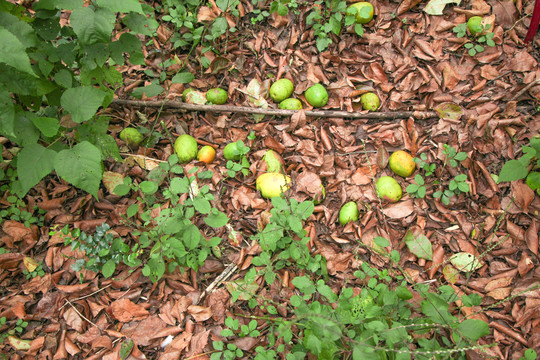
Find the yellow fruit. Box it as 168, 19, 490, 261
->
256, 173, 291, 198
223, 142, 242, 161
197, 145, 216, 164
174, 134, 198, 163
347, 2, 374, 24
389, 150, 415, 177
279, 98, 303, 110
467, 16, 484, 36
305, 83, 328, 108
360, 92, 380, 111
339, 201, 359, 225
376, 176, 402, 202
120, 128, 143, 147
206, 88, 228, 104
270, 78, 294, 103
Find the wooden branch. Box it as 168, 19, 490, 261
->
111, 98, 439, 120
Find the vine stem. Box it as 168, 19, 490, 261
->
111, 98, 438, 120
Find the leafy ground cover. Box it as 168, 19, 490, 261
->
1, 0, 540, 359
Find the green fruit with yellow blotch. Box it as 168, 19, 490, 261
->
339, 201, 359, 225
206, 88, 228, 105
347, 2, 374, 24
279, 98, 303, 110
270, 79, 294, 103
360, 92, 380, 111
376, 176, 402, 202
256, 173, 291, 198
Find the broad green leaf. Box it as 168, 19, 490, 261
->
172, 72, 195, 84
54, 141, 103, 198
373, 236, 390, 247
193, 197, 211, 214
0, 89, 16, 138
0, 27, 36, 77
119, 339, 134, 360
96, 0, 144, 13
421, 293, 456, 324
498, 159, 528, 182
33, 0, 83, 10
109, 33, 144, 65
122, 13, 158, 36
70, 7, 115, 45
30, 117, 59, 137
291, 276, 315, 295
316, 281, 337, 303
204, 208, 229, 228
404, 228, 433, 260
450, 252, 482, 272
139, 181, 158, 194
0, 12, 38, 48
131, 83, 164, 99
60, 86, 107, 123
101, 259, 116, 278
456, 319, 489, 340
16, 143, 56, 196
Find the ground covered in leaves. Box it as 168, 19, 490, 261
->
1, 0, 540, 359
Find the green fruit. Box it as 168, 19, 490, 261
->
467, 16, 483, 36
376, 176, 402, 202
279, 98, 303, 110
269, 78, 294, 103
389, 150, 415, 177
305, 83, 328, 108
119, 128, 144, 147
263, 150, 283, 173
526, 171, 540, 192
346, 2, 374, 24
174, 134, 198, 163
256, 173, 291, 198
360, 92, 380, 111
339, 201, 359, 225
223, 142, 242, 161
206, 88, 228, 105
182, 88, 195, 102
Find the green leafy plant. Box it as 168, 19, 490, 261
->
452, 22, 495, 56
406, 174, 426, 198
61, 223, 139, 279
497, 136, 540, 182
0, 195, 45, 227
0, 317, 28, 344
22, 263, 45, 279
113, 154, 229, 282
225, 140, 251, 178
306, 0, 356, 52
520, 349, 538, 360
252, 197, 324, 286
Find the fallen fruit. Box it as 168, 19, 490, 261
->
339, 201, 359, 225
467, 16, 484, 36
120, 128, 143, 147
279, 98, 303, 110
182, 88, 195, 102
270, 78, 294, 103
305, 83, 328, 108
197, 145, 216, 164
223, 142, 242, 161
360, 92, 380, 111
526, 171, 540, 193
256, 172, 291, 198
174, 134, 198, 163
206, 88, 228, 104
263, 150, 283, 173
376, 176, 402, 202
347, 2, 374, 24
389, 150, 415, 177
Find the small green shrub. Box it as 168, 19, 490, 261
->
452, 22, 495, 56
497, 136, 540, 183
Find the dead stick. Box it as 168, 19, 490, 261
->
111, 98, 438, 120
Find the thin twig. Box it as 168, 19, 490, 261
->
111, 98, 438, 120
59, 284, 112, 310
200, 263, 238, 300
510, 79, 540, 102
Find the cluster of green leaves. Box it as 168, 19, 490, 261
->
212, 317, 261, 359
225, 140, 251, 178
0, 195, 45, 228
22, 263, 45, 279
306, 0, 362, 52
250, 0, 300, 24
497, 136, 540, 184
452, 23, 495, 56
407, 145, 470, 205
216, 238, 491, 359
0, 0, 157, 198
61, 223, 140, 279
252, 197, 325, 285
0, 317, 28, 343
114, 154, 229, 282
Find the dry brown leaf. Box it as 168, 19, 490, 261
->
187, 305, 212, 322
110, 299, 150, 322
381, 199, 414, 219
